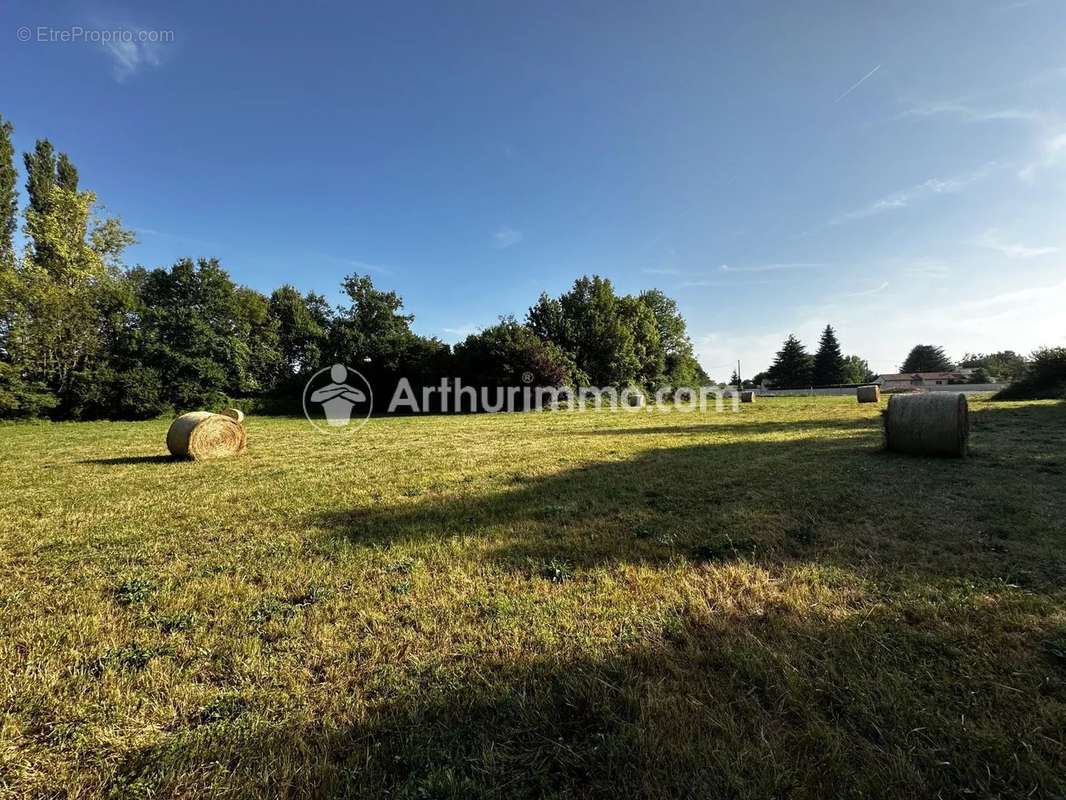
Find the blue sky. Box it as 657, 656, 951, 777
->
3, 0, 1065, 378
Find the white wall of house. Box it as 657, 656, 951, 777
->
757, 384, 1005, 397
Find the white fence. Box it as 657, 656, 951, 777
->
754, 384, 1006, 397
923, 383, 1004, 394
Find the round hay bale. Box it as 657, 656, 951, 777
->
740, 390, 755, 403
166, 411, 247, 460
220, 407, 245, 423
883, 392, 968, 457
856, 385, 880, 403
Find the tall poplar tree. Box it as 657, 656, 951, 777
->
56, 152, 79, 191
0, 116, 16, 265
24, 139, 57, 217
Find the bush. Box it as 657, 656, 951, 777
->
995, 347, 1066, 400
115, 367, 172, 418
0, 362, 57, 419
64, 366, 171, 420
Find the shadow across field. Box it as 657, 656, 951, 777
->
86, 402, 1066, 799
108, 600, 1066, 799
313, 402, 1066, 589
81, 454, 178, 465
564, 416, 880, 437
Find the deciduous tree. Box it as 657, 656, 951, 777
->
842, 355, 874, 384
959, 351, 1027, 383
454, 316, 579, 388
269, 284, 331, 377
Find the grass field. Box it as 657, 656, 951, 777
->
1, 396, 1064, 799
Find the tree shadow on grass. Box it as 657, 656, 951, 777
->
89, 404, 1066, 799
311, 403, 1066, 589
565, 416, 881, 437
106, 603, 1066, 799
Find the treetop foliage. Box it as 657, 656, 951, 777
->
900, 344, 954, 373
765, 334, 813, 389
0, 116, 16, 266
760, 329, 877, 388
812, 324, 846, 386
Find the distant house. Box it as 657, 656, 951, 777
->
874, 371, 970, 390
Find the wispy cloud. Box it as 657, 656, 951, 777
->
316, 253, 395, 275
642, 267, 681, 276
1018, 130, 1066, 180
99, 27, 168, 82
843, 281, 889, 297
492, 227, 523, 249
835, 64, 881, 103
899, 257, 951, 279
830, 164, 994, 225
975, 228, 1057, 259
442, 323, 480, 339
134, 226, 219, 249
719, 262, 823, 273
898, 101, 1041, 124
963, 278, 1066, 310
994, 0, 1046, 12
679, 278, 776, 288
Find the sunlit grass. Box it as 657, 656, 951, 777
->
1, 397, 1064, 798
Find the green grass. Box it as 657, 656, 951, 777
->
1, 396, 1064, 799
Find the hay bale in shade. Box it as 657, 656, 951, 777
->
220, 407, 245, 423
856, 385, 880, 403
883, 392, 968, 458
740, 390, 755, 403
166, 411, 247, 460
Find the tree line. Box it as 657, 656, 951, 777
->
747, 326, 875, 389
3, 115, 1058, 417
0, 117, 709, 420
751, 332, 1038, 390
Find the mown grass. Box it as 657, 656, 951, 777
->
0, 396, 1064, 799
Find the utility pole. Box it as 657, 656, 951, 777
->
736, 360, 742, 391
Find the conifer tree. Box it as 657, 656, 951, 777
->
812, 324, 846, 385
765, 334, 813, 388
